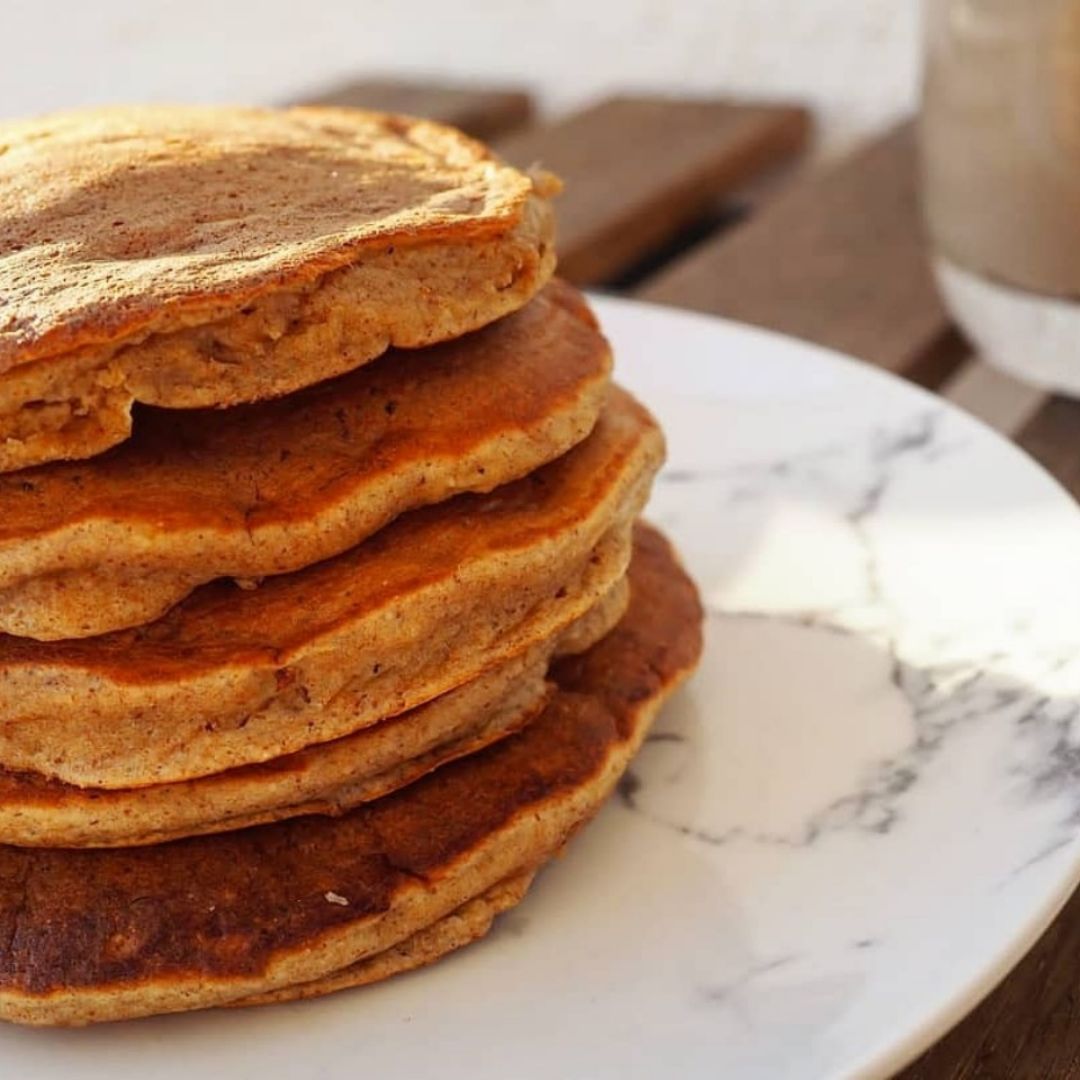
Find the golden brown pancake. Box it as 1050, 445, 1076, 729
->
0, 387, 662, 788
0, 577, 629, 849
0, 280, 609, 640
231, 870, 538, 1009
0, 524, 704, 1026
0, 105, 556, 472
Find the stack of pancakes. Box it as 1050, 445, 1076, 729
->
0, 106, 703, 1025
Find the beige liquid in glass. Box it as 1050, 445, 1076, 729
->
921, 0, 1080, 392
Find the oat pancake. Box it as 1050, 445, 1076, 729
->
0, 280, 609, 640
0, 578, 629, 849
0, 524, 704, 1026
0, 104, 556, 472
231, 870, 538, 1009
0, 387, 661, 788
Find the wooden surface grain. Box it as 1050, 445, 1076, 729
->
942, 360, 1047, 436
636, 122, 963, 387
494, 96, 810, 286
1018, 396, 1080, 501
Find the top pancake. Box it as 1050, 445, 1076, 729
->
0, 280, 609, 640
0, 105, 556, 471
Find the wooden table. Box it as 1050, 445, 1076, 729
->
301, 78, 1080, 1078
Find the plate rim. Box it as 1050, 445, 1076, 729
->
589, 291, 1080, 1078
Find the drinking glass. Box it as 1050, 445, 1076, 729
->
921, 0, 1080, 393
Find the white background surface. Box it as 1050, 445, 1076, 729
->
1, 0, 918, 156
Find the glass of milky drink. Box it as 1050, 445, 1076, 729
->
921, 0, 1080, 394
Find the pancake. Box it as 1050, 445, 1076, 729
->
0, 105, 557, 472
0, 386, 661, 788
0, 577, 629, 849
0, 279, 609, 640
232, 870, 538, 1008
0, 524, 704, 1026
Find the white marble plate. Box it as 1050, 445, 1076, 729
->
5, 297, 1080, 1079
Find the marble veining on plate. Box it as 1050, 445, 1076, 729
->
639, 405, 1080, 866
606, 299, 1080, 1078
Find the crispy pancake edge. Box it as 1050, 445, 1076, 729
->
0, 281, 610, 640
0, 524, 703, 1025
0, 577, 629, 849
0, 387, 661, 788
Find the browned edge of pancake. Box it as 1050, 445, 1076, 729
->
0, 523, 704, 1025
0, 577, 630, 849
0, 280, 609, 641
0, 387, 661, 789
230, 869, 538, 1008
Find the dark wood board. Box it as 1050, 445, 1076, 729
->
495, 96, 809, 286
293, 77, 532, 140
637, 122, 965, 388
